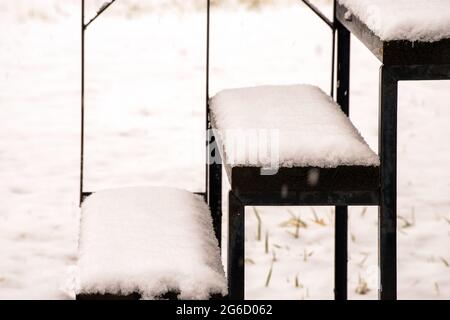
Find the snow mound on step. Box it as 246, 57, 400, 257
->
76, 187, 227, 300
210, 84, 379, 168
338, 0, 450, 42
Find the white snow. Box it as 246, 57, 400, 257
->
76, 187, 227, 299
0, 1, 449, 300
338, 0, 450, 42
210, 85, 379, 168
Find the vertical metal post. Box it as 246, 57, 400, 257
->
335, 18, 350, 301
228, 191, 245, 300
80, 0, 85, 206
336, 21, 350, 115
379, 65, 398, 300
209, 147, 222, 246
334, 206, 348, 300
205, 0, 210, 201
206, 0, 222, 246
300, 0, 336, 97
330, 0, 336, 98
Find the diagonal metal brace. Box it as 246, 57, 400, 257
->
300, 0, 336, 97
84, 0, 118, 29
80, 0, 119, 206
300, 0, 335, 30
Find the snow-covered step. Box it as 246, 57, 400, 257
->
210, 84, 379, 169
76, 187, 227, 300
338, 0, 450, 42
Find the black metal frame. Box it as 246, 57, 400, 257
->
300, 0, 336, 96
80, 1, 222, 243
206, 0, 223, 247
303, 0, 352, 301
79, 0, 450, 301
207, 0, 382, 300
335, 1, 450, 300
78, 0, 223, 300
224, 164, 381, 301
223, 167, 380, 300
80, 0, 223, 245
334, 17, 351, 301
291, 1, 353, 301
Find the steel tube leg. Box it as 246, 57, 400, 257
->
379, 65, 398, 300
335, 20, 350, 301
209, 163, 222, 246
207, 129, 222, 246
336, 21, 350, 115
228, 191, 245, 300
335, 206, 348, 300
80, 0, 85, 207
208, 136, 222, 247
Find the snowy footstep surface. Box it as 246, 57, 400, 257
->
338, 0, 450, 42
210, 84, 379, 168
76, 187, 227, 299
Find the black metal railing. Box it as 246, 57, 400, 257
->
80, 0, 119, 206
300, 0, 336, 97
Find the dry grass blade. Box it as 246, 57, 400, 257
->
245, 258, 255, 265
265, 262, 274, 288
252, 207, 262, 241
272, 250, 277, 262
434, 282, 440, 296
265, 231, 269, 255
360, 207, 368, 217
281, 210, 308, 237
439, 257, 449, 267
294, 217, 302, 239
295, 275, 303, 289
303, 249, 314, 262
288, 209, 297, 219
282, 215, 307, 239
247, 0, 268, 10
398, 209, 415, 229
357, 253, 369, 268
355, 276, 370, 295
310, 208, 327, 226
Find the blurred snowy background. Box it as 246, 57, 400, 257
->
0, 0, 448, 299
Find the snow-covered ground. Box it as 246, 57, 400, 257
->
0, 0, 448, 300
